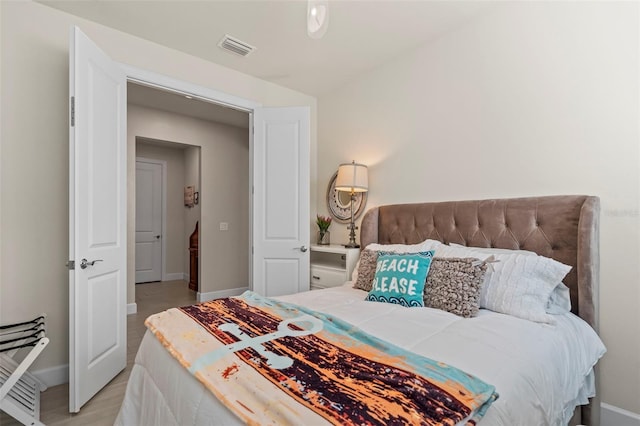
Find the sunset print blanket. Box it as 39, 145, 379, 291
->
144, 291, 498, 425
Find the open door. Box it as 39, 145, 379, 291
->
252, 107, 310, 297
68, 26, 127, 412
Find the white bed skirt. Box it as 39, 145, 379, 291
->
116, 331, 240, 426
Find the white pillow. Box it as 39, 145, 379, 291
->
434, 244, 572, 324
546, 283, 571, 314
433, 243, 476, 258
448, 243, 572, 314
449, 243, 537, 256
351, 239, 443, 282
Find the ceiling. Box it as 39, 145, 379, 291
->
39, 0, 494, 96
128, 82, 250, 129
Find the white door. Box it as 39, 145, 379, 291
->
135, 160, 163, 283
252, 107, 310, 297
68, 26, 127, 412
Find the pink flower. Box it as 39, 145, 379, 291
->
316, 214, 332, 232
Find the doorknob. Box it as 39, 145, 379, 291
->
80, 258, 103, 269
155, 235, 161, 239
300, 246, 308, 252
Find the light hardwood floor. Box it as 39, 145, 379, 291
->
1, 280, 196, 426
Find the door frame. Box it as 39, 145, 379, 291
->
120, 64, 261, 298
135, 156, 167, 282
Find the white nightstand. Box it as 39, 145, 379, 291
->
310, 244, 360, 290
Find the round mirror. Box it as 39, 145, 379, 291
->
337, 191, 352, 208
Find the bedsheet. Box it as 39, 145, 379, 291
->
116, 283, 605, 426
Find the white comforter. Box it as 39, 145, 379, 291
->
116, 283, 605, 426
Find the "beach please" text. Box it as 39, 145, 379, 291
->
376, 258, 420, 274
372, 257, 422, 295
372, 276, 419, 295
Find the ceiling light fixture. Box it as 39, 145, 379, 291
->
307, 0, 329, 39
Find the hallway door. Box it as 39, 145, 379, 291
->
135, 159, 163, 283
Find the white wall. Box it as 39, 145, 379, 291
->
136, 140, 187, 279
0, 1, 316, 378
128, 104, 249, 303
318, 1, 639, 415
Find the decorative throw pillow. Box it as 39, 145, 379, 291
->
353, 249, 379, 291
366, 251, 434, 308
351, 239, 443, 282
423, 257, 488, 318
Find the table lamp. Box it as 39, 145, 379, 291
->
335, 161, 368, 248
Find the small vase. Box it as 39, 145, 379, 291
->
317, 230, 330, 245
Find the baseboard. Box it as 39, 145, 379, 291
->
183, 272, 189, 281
127, 302, 137, 315
164, 272, 185, 281
602, 402, 640, 426
32, 363, 68, 387
198, 287, 248, 302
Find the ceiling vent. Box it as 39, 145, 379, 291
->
217, 35, 255, 57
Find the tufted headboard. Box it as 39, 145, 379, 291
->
359, 195, 601, 425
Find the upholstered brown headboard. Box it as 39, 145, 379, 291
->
359, 195, 600, 425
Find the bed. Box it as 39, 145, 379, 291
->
116, 195, 605, 426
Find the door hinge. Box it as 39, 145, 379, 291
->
70, 96, 75, 127
66, 260, 75, 270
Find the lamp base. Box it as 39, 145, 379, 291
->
345, 193, 360, 249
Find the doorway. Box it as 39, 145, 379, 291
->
123, 69, 311, 301
128, 81, 250, 303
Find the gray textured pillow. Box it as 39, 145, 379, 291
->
423, 257, 487, 318
352, 249, 378, 291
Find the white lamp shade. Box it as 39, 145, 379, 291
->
335, 162, 368, 193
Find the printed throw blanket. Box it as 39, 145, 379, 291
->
145, 291, 498, 425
